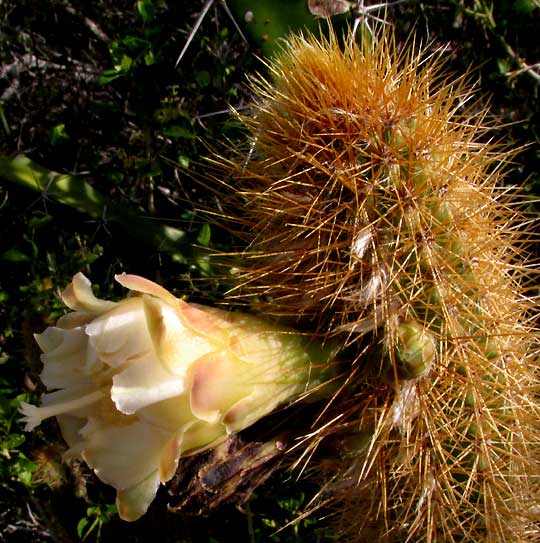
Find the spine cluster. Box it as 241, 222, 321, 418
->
210, 30, 540, 542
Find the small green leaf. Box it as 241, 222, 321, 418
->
77, 517, 90, 539
28, 215, 53, 229
178, 155, 190, 168
2, 433, 25, 451
137, 0, 155, 22
144, 50, 155, 66
197, 223, 211, 246
98, 69, 125, 85
162, 125, 196, 139
514, 0, 536, 15
9, 453, 37, 486
2, 248, 30, 262
195, 70, 211, 88
496, 57, 510, 75
196, 255, 212, 275
49, 123, 69, 145
120, 35, 150, 52
119, 54, 133, 72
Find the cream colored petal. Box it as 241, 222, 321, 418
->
40, 385, 104, 409
139, 399, 226, 457
186, 303, 271, 333
111, 353, 186, 415
80, 419, 172, 491
159, 435, 183, 483
116, 470, 161, 522
179, 420, 226, 456
85, 297, 151, 368
114, 273, 178, 307
36, 327, 96, 389
143, 295, 211, 375
137, 394, 193, 432
223, 384, 298, 433
56, 311, 95, 330
61, 272, 116, 315
34, 326, 72, 352
56, 414, 87, 449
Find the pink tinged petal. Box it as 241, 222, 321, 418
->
183, 304, 276, 336
61, 272, 116, 315
114, 273, 178, 307
177, 301, 226, 340
85, 298, 151, 368
116, 470, 161, 522
111, 353, 186, 415
143, 295, 211, 375
222, 395, 259, 432
189, 352, 251, 424
18, 388, 105, 431
80, 420, 173, 492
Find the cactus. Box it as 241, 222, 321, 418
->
207, 29, 540, 541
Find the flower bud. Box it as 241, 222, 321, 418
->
394, 321, 436, 380
20, 272, 335, 521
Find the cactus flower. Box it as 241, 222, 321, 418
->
20, 272, 335, 521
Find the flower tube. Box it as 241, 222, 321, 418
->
20, 272, 335, 521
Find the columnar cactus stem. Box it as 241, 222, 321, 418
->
207, 29, 540, 542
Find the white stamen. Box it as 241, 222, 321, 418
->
19, 390, 105, 431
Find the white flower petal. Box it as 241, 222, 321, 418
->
56, 414, 87, 448
111, 353, 186, 415
56, 311, 95, 329
36, 327, 96, 389
79, 420, 172, 491
116, 470, 161, 522
34, 326, 68, 353
137, 395, 193, 432
85, 298, 151, 368
143, 295, 211, 375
